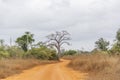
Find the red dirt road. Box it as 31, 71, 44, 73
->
3, 59, 87, 80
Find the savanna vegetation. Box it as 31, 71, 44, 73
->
67, 29, 120, 80
1, 29, 120, 80
0, 30, 70, 79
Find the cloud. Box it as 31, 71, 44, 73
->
0, 0, 120, 50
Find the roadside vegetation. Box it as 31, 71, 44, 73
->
67, 29, 120, 80
0, 30, 70, 79
1, 29, 120, 80
0, 59, 57, 79
68, 54, 120, 80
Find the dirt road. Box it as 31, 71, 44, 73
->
3, 59, 87, 80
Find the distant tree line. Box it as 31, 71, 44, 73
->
94, 29, 120, 55
1, 28, 120, 60
0, 30, 71, 60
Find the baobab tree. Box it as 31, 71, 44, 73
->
46, 31, 71, 60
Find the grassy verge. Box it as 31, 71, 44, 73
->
68, 54, 120, 80
0, 58, 57, 79
62, 55, 77, 60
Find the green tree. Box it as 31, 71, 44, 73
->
0, 39, 4, 46
115, 29, 120, 48
111, 29, 120, 53
16, 32, 35, 52
95, 38, 109, 51
46, 31, 71, 60
111, 43, 120, 53
0, 39, 5, 52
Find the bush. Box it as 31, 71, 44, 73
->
64, 50, 77, 55
0, 45, 58, 60
0, 46, 10, 59
92, 50, 109, 55
49, 51, 58, 60
7, 46, 25, 58
26, 46, 57, 60
28, 48, 49, 59
0, 51, 9, 59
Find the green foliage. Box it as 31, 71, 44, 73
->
0, 46, 5, 51
92, 50, 108, 55
0, 51, 9, 58
26, 46, 57, 60
7, 46, 25, 58
110, 42, 120, 54
16, 32, 35, 52
110, 29, 120, 54
64, 50, 77, 55
0, 39, 4, 46
116, 29, 120, 41
95, 38, 109, 51
0, 46, 9, 58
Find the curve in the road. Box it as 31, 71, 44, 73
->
3, 59, 88, 80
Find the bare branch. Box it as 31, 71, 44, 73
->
46, 30, 71, 59
60, 41, 70, 46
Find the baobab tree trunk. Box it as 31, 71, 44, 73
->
56, 46, 61, 61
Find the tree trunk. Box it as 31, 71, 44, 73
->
57, 46, 61, 61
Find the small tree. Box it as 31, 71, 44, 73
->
0, 39, 5, 51
111, 29, 120, 53
115, 29, 120, 48
95, 38, 109, 51
16, 32, 35, 52
46, 31, 71, 60
0, 39, 4, 46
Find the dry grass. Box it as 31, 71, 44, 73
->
0, 58, 57, 79
62, 55, 77, 60
68, 54, 120, 80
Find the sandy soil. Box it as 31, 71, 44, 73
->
2, 59, 87, 80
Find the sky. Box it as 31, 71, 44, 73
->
0, 0, 120, 51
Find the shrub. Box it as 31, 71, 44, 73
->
64, 50, 77, 55
28, 48, 49, 59
26, 46, 57, 60
49, 51, 58, 60
6, 46, 25, 58
0, 51, 9, 59
0, 46, 10, 59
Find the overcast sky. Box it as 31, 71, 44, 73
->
0, 0, 120, 51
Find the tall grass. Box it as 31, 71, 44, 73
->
0, 59, 56, 79
68, 54, 120, 80
0, 45, 58, 79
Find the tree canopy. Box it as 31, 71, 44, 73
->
46, 31, 71, 60
16, 32, 35, 52
95, 38, 109, 51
